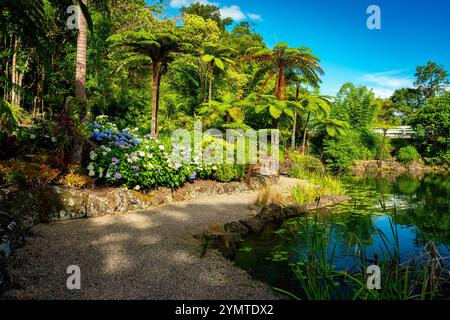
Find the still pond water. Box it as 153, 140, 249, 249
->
234, 173, 449, 295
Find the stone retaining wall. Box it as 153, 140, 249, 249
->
0, 176, 277, 225
351, 160, 436, 176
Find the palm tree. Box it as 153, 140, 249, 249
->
75, 0, 88, 111
245, 43, 323, 128
198, 92, 248, 128
251, 93, 294, 129
286, 70, 322, 150
299, 92, 333, 155
201, 43, 236, 108
72, 0, 110, 119
108, 22, 183, 136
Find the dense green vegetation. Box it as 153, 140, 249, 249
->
0, 1, 449, 186
0, 1, 448, 302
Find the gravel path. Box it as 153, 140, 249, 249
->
5, 177, 303, 300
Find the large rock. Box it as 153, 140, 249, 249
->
42, 186, 88, 221
86, 189, 128, 218
149, 187, 173, 206
127, 190, 156, 210
258, 204, 287, 221
239, 216, 266, 234
224, 221, 249, 235
205, 232, 241, 258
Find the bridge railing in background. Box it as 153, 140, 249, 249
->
372, 126, 416, 139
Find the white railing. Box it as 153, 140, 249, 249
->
373, 126, 416, 138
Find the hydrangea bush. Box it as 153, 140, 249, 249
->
85, 117, 239, 190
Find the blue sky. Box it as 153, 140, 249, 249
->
164, 0, 450, 98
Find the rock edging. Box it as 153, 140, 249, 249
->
199, 195, 351, 258
0, 176, 278, 225
351, 160, 445, 177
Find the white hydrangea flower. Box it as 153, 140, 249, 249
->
134, 185, 141, 191
139, 151, 145, 157
90, 151, 97, 160
29, 134, 36, 140
87, 163, 94, 171
88, 170, 95, 177
159, 145, 165, 151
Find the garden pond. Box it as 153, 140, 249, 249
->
234, 173, 450, 297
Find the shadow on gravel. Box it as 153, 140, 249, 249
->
5, 196, 274, 300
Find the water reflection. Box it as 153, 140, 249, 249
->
234, 173, 450, 295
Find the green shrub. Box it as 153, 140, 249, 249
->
291, 183, 318, 205
18, 117, 65, 153
289, 153, 324, 174
289, 169, 346, 202
86, 117, 250, 190
0, 99, 17, 141
397, 146, 420, 165
213, 164, 245, 182
86, 118, 206, 190
323, 130, 377, 172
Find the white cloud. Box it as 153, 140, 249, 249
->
247, 13, 263, 21
171, 1, 263, 22
170, 0, 218, 9
361, 70, 414, 99
371, 87, 395, 99
362, 70, 413, 89
169, 0, 189, 8
219, 5, 246, 21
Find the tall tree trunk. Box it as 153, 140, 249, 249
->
378, 129, 387, 169
12, 54, 30, 108
37, 64, 45, 116
208, 62, 213, 108
151, 62, 161, 137
291, 81, 301, 150
275, 65, 287, 100
291, 109, 297, 150
10, 35, 20, 106
3, 36, 11, 101
301, 112, 311, 155
275, 73, 280, 99
75, 0, 88, 119
226, 111, 231, 124
273, 66, 286, 129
